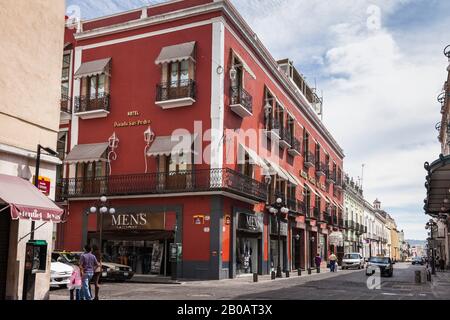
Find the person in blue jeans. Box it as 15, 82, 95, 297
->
79, 244, 99, 301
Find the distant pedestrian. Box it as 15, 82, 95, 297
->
91, 244, 102, 300
314, 254, 322, 270
79, 244, 99, 301
68, 262, 82, 301
329, 253, 338, 272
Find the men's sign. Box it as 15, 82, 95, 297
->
102, 212, 166, 231
238, 212, 263, 233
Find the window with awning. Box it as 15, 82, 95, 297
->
64, 142, 109, 164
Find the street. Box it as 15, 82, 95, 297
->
50, 263, 450, 300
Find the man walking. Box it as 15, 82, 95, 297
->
80, 244, 99, 301
329, 252, 338, 272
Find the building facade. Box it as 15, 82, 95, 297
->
0, 0, 65, 299
343, 176, 364, 254
423, 44, 450, 269
362, 200, 376, 258
55, 0, 345, 280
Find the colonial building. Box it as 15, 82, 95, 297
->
362, 200, 376, 258
423, 44, 450, 269
343, 175, 364, 254
54, 0, 345, 280
0, 0, 65, 299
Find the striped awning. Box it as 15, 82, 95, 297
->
238, 144, 269, 169
155, 42, 196, 65
64, 143, 109, 164
74, 58, 111, 79
147, 134, 196, 157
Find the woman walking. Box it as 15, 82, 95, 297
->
91, 244, 102, 300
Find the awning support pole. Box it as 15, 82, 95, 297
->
19, 222, 48, 243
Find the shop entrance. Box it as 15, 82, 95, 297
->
270, 237, 287, 272
292, 229, 305, 270
89, 231, 174, 277
0, 207, 11, 299
236, 235, 260, 275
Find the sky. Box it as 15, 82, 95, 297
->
65, 0, 450, 240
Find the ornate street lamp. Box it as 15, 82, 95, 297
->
88, 195, 115, 255
268, 197, 289, 278
144, 126, 155, 173
425, 219, 438, 275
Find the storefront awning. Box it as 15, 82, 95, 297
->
263, 159, 290, 182
238, 144, 269, 169
74, 58, 111, 79
304, 181, 320, 197
64, 142, 109, 164
147, 134, 196, 157
424, 155, 450, 216
155, 42, 196, 65
0, 174, 64, 222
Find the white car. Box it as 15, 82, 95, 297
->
50, 261, 73, 288
341, 253, 365, 269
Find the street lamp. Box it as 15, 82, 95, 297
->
268, 197, 289, 278
88, 196, 115, 255
425, 219, 437, 275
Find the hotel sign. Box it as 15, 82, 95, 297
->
102, 212, 165, 231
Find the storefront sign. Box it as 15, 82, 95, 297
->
237, 213, 263, 233
114, 119, 152, 128
193, 215, 205, 225
33, 176, 50, 196
103, 212, 165, 231
329, 231, 344, 246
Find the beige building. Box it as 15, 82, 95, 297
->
0, 0, 65, 300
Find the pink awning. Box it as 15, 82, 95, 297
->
0, 174, 64, 223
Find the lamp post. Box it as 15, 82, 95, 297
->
425, 219, 437, 275
268, 197, 289, 278
88, 196, 115, 255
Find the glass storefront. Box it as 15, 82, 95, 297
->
236, 237, 259, 275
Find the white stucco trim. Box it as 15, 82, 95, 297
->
0, 143, 61, 165
71, 47, 82, 149
210, 21, 225, 172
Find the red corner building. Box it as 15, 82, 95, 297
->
56, 0, 345, 280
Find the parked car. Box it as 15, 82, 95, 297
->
50, 254, 73, 288
52, 251, 134, 282
366, 256, 394, 277
412, 257, 425, 265
342, 253, 365, 269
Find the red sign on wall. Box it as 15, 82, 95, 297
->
34, 176, 50, 196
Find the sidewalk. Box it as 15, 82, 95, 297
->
431, 270, 450, 299
130, 267, 334, 285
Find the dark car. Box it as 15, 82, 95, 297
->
412, 257, 425, 265
52, 251, 134, 282
366, 256, 394, 277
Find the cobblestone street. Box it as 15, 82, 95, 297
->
50, 263, 450, 300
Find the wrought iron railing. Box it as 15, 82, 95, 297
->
230, 86, 253, 113
326, 169, 336, 183
289, 137, 301, 154
287, 197, 297, 212
339, 218, 344, 228
265, 117, 281, 133
156, 79, 196, 102
297, 201, 306, 215
313, 207, 321, 220
75, 92, 110, 113
56, 168, 267, 202
304, 151, 315, 166
61, 93, 72, 114
315, 162, 327, 175
280, 127, 292, 145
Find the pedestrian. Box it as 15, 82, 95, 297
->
314, 253, 322, 270
329, 252, 338, 272
79, 244, 99, 301
91, 244, 102, 300
68, 261, 82, 301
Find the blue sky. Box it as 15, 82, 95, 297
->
66, 0, 450, 240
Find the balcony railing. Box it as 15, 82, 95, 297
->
315, 162, 327, 176
279, 127, 292, 148
75, 92, 110, 114
339, 218, 344, 228
288, 137, 301, 157
326, 169, 336, 184
346, 220, 354, 230
287, 197, 297, 212
304, 151, 315, 168
61, 93, 72, 114
156, 79, 196, 102
56, 168, 267, 202
313, 207, 321, 220
230, 86, 253, 116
